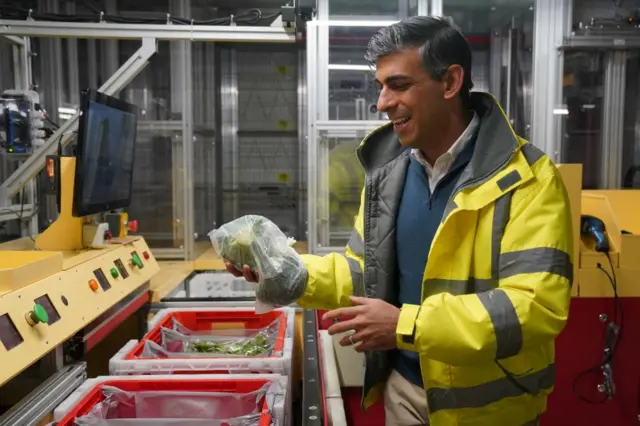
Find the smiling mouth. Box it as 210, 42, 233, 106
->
393, 117, 411, 129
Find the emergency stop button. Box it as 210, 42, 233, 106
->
127, 220, 139, 233
26, 304, 48, 326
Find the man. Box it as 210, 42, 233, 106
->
227, 16, 573, 426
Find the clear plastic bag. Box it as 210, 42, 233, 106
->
74, 381, 284, 426
159, 317, 281, 357
209, 215, 308, 314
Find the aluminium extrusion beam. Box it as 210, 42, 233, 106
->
0, 204, 35, 222
0, 37, 157, 202
0, 20, 295, 42
0, 363, 86, 426
302, 309, 324, 426
3, 35, 26, 46
560, 35, 640, 50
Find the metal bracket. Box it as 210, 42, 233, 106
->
302, 309, 324, 426
598, 321, 619, 398
3, 35, 27, 46
0, 363, 86, 426
0, 37, 157, 204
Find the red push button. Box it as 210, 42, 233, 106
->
127, 220, 138, 233
143, 251, 150, 260
89, 279, 99, 292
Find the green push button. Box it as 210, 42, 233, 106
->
132, 253, 143, 268
27, 304, 49, 326
111, 268, 119, 278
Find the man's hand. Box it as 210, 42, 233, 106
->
324, 296, 400, 352
225, 262, 259, 283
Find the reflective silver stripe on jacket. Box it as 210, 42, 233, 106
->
427, 364, 555, 413
428, 146, 570, 412
347, 229, 365, 297
479, 191, 523, 360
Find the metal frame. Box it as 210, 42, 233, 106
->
551, 31, 640, 189
561, 35, 640, 50
601, 51, 627, 189
0, 20, 296, 42
1, 34, 38, 236
431, 0, 443, 16
307, 0, 442, 254
302, 309, 324, 426
530, 0, 572, 161
298, 46, 308, 241
0, 37, 158, 203
170, 0, 196, 260
0, 17, 295, 260
0, 363, 86, 426
220, 47, 240, 223
306, 0, 440, 254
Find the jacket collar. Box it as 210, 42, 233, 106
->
356, 92, 523, 185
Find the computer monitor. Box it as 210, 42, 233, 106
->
72, 90, 139, 217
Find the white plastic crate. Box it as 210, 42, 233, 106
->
176, 272, 257, 299
110, 307, 295, 377
52, 374, 289, 426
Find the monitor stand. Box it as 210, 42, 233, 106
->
35, 157, 85, 251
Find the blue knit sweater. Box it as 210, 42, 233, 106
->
394, 144, 474, 387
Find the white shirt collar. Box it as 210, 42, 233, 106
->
411, 112, 479, 169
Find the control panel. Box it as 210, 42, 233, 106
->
0, 237, 159, 386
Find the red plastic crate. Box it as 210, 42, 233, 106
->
55, 377, 275, 426
127, 309, 287, 361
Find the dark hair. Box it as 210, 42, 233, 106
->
365, 16, 474, 104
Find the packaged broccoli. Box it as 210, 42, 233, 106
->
209, 215, 308, 313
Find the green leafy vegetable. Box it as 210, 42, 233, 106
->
210, 214, 309, 308
186, 334, 270, 356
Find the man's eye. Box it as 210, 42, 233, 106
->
389, 83, 410, 91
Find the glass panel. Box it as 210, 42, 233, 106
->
208, 45, 300, 238
316, 131, 366, 248
329, 0, 415, 19
622, 53, 640, 188
560, 51, 606, 190
328, 26, 384, 121
192, 42, 217, 249
123, 41, 186, 250
444, 1, 534, 137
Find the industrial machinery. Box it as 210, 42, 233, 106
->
0, 89, 159, 423
0, 89, 47, 154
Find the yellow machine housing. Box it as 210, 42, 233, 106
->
0, 157, 159, 386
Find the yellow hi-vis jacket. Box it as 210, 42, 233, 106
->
298, 92, 574, 426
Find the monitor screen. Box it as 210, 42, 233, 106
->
73, 90, 139, 217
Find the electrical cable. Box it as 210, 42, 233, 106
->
571, 253, 623, 404
44, 115, 59, 130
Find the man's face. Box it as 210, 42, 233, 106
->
375, 47, 449, 149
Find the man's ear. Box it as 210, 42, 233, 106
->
443, 64, 465, 101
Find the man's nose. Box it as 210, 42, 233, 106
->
376, 87, 396, 113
